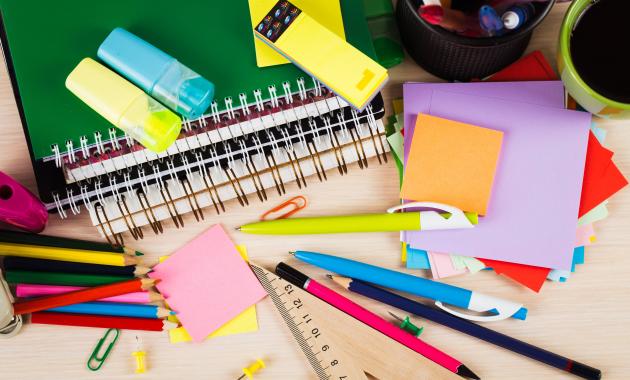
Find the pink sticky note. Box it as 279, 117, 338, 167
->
428, 252, 467, 279
575, 224, 595, 247
149, 225, 267, 342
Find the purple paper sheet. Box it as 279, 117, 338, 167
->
403, 90, 590, 270
403, 81, 566, 162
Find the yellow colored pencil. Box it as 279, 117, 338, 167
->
0, 242, 140, 266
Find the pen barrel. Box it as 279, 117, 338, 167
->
349, 280, 601, 379
295, 251, 472, 309
306, 279, 462, 373
243, 213, 420, 234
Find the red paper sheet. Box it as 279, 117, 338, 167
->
477, 259, 550, 292
473, 51, 625, 292
486, 50, 557, 81
579, 133, 628, 217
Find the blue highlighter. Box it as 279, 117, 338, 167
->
98, 27, 214, 119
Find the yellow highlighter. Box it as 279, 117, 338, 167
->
66, 58, 181, 152
254, 1, 388, 110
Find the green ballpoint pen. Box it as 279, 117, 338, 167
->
237, 202, 477, 235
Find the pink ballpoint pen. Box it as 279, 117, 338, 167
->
275, 262, 480, 379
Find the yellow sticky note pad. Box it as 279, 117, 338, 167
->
161, 245, 259, 343
248, 0, 345, 67
254, 1, 388, 110
168, 306, 258, 343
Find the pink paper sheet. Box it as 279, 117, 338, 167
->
428, 252, 467, 279
149, 225, 266, 342
575, 224, 595, 246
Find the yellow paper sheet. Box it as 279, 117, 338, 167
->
401, 241, 407, 263
161, 245, 259, 343
392, 98, 404, 116
248, 0, 345, 67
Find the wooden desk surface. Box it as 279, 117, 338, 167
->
1, 3, 629, 379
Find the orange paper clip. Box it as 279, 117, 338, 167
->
260, 196, 307, 221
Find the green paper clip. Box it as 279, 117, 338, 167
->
389, 312, 423, 337
87, 328, 120, 371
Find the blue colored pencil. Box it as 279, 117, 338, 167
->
330, 276, 601, 380
46, 301, 173, 319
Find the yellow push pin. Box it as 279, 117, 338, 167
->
236, 358, 265, 380
132, 335, 146, 374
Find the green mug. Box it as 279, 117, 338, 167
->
558, 0, 630, 119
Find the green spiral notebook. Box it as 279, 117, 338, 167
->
0, 0, 375, 160
1, 0, 388, 243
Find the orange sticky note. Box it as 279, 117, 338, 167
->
401, 114, 503, 215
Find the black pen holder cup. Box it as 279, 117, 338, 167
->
396, 0, 556, 81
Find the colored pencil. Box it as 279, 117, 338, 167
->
46, 301, 173, 319
31, 312, 177, 331
16, 284, 163, 304
0, 242, 140, 266
3, 256, 150, 277
5, 270, 129, 287
275, 263, 480, 380
0, 230, 140, 255
332, 276, 602, 380
12, 278, 157, 315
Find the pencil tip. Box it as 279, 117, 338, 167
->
288, 251, 295, 255
457, 365, 480, 380
235, 226, 241, 231
325, 274, 333, 279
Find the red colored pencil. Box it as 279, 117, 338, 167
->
30, 312, 178, 331
12, 278, 158, 315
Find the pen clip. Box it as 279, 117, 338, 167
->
434, 292, 526, 322
386, 202, 475, 230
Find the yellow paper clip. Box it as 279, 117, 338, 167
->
237, 358, 266, 380
260, 196, 307, 221
87, 328, 120, 371
132, 335, 147, 374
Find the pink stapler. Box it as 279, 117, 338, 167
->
0, 171, 48, 233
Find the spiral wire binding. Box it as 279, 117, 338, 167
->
46, 78, 387, 239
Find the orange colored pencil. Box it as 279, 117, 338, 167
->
12, 278, 158, 315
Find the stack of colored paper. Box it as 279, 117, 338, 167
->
398, 52, 627, 292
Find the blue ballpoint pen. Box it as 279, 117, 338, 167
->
291, 251, 527, 321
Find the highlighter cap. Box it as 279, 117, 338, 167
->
66, 58, 181, 152
98, 27, 214, 119
97, 27, 173, 93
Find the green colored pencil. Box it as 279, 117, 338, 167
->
4, 270, 129, 287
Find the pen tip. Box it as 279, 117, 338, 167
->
235, 226, 241, 231
288, 251, 296, 255
457, 365, 480, 380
